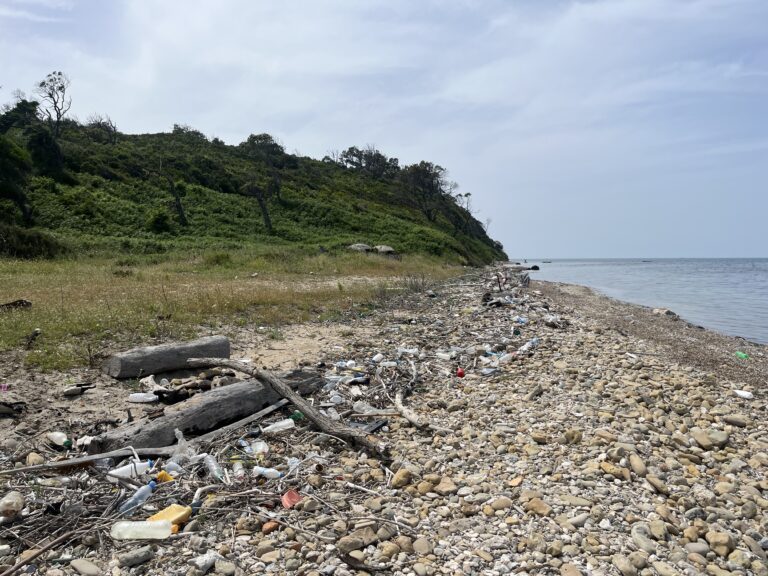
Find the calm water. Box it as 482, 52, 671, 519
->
529, 259, 768, 344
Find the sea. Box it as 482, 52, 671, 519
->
528, 259, 768, 345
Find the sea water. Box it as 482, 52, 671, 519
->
529, 259, 768, 344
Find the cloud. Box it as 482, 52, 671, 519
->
0, 0, 766, 256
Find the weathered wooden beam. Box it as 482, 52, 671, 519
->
103, 335, 230, 379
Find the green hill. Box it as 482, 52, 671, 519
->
1, 96, 506, 265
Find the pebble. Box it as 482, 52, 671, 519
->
69, 559, 101, 576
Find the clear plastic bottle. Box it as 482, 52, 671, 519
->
0, 491, 24, 518
110, 520, 172, 540
46, 431, 72, 449
232, 458, 245, 481
252, 466, 283, 479
250, 440, 269, 458
261, 419, 295, 435
202, 454, 225, 482
118, 481, 157, 516
127, 392, 158, 403
107, 460, 153, 484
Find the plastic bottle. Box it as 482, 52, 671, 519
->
261, 419, 296, 435
118, 481, 157, 516
128, 392, 159, 403
202, 454, 225, 482
163, 462, 185, 476
252, 466, 283, 479
46, 431, 72, 449
250, 440, 269, 457
0, 491, 24, 518
232, 458, 246, 481
107, 460, 153, 484
110, 520, 172, 540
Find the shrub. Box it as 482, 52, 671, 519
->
0, 224, 65, 259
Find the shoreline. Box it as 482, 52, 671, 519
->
1, 268, 766, 575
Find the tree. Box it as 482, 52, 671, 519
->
397, 161, 452, 222
86, 113, 118, 144
35, 71, 72, 139
240, 177, 276, 234
0, 99, 40, 134
338, 145, 400, 180
0, 135, 33, 224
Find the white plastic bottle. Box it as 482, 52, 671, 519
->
261, 419, 295, 435
110, 520, 172, 540
252, 466, 283, 479
107, 460, 153, 484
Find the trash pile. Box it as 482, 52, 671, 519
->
1, 264, 766, 576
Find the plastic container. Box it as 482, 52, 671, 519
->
203, 454, 225, 482
232, 458, 246, 481
118, 481, 156, 516
128, 392, 159, 403
262, 419, 296, 435
250, 440, 269, 457
46, 431, 72, 449
148, 503, 192, 526
110, 520, 172, 540
372, 353, 384, 363
0, 491, 24, 518
107, 460, 153, 484
252, 466, 283, 479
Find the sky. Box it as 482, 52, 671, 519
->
1, 0, 767, 258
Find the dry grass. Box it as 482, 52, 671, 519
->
0, 250, 461, 370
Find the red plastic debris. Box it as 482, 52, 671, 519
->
281, 489, 302, 509
456, 367, 465, 378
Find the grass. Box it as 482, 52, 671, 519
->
0, 248, 461, 371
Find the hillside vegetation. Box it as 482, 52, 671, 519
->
0, 76, 506, 265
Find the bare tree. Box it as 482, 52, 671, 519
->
240, 180, 274, 234
35, 71, 71, 139
86, 113, 118, 144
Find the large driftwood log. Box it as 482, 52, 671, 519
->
89, 380, 280, 452
189, 358, 390, 459
103, 335, 230, 378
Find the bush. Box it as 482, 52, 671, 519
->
0, 224, 65, 259
146, 209, 173, 234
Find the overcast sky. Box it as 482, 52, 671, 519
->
1, 0, 766, 257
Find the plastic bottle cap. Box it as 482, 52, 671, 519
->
63, 440, 73, 449
148, 480, 157, 490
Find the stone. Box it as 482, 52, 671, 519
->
336, 536, 364, 554
525, 497, 552, 516
612, 554, 637, 576
413, 537, 433, 555
723, 414, 748, 427
214, 560, 237, 576
117, 546, 154, 567
262, 520, 279, 535
631, 523, 658, 554
629, 453, 647, 477
705, 531, 735, 557
413, 562, 428, 576
708, 429, 729, 448
692, 430, 714, 451
433, 476, 458, 495
391, 468, 413, 488
26, 452, 44, 466
70, 559, 101, 576
560, 564, 583, 576
651, 561, 680, 576
378, 541, 400, 557
491, 496, 513, 511
685, 541, 710, 556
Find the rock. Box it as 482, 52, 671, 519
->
433, 476, 458, 495
629, 453, 647, 477
413, 562, 428, 576
117, 546, 154, 567
692, 430, 714, 451
560, 563, 583, 576
348, 243, 372, 252
649, 520, 668, 541
708, 429, 729, 448
70, 559, 101, 576
612, 554, 637, 576
391, 468, 413, 488
631, 523, 658, 554
525, 498, 552, 516
261, 520, 279, 535
600, 461, 630, 481
373, 245, 396, 255
413, 537, 433, 555
723, 414, 748, 427
491, 496, 513, 511
26, 452, 44, 466
378, 541, 400, 557
336, 536, 364, 554
652, 561, 680, 576
564, 429, 583, 444
214, 559, 237, 575
705, 531, 735, 557
628, 551, 648, 569
685, 542, 710, 556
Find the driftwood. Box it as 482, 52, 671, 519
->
0, 299, 32, 312
391, 361, 451, 434
0, 400, 292, 478
103, 335, 230, 379
189, 358, 390, 459
89, 380, 280, 452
